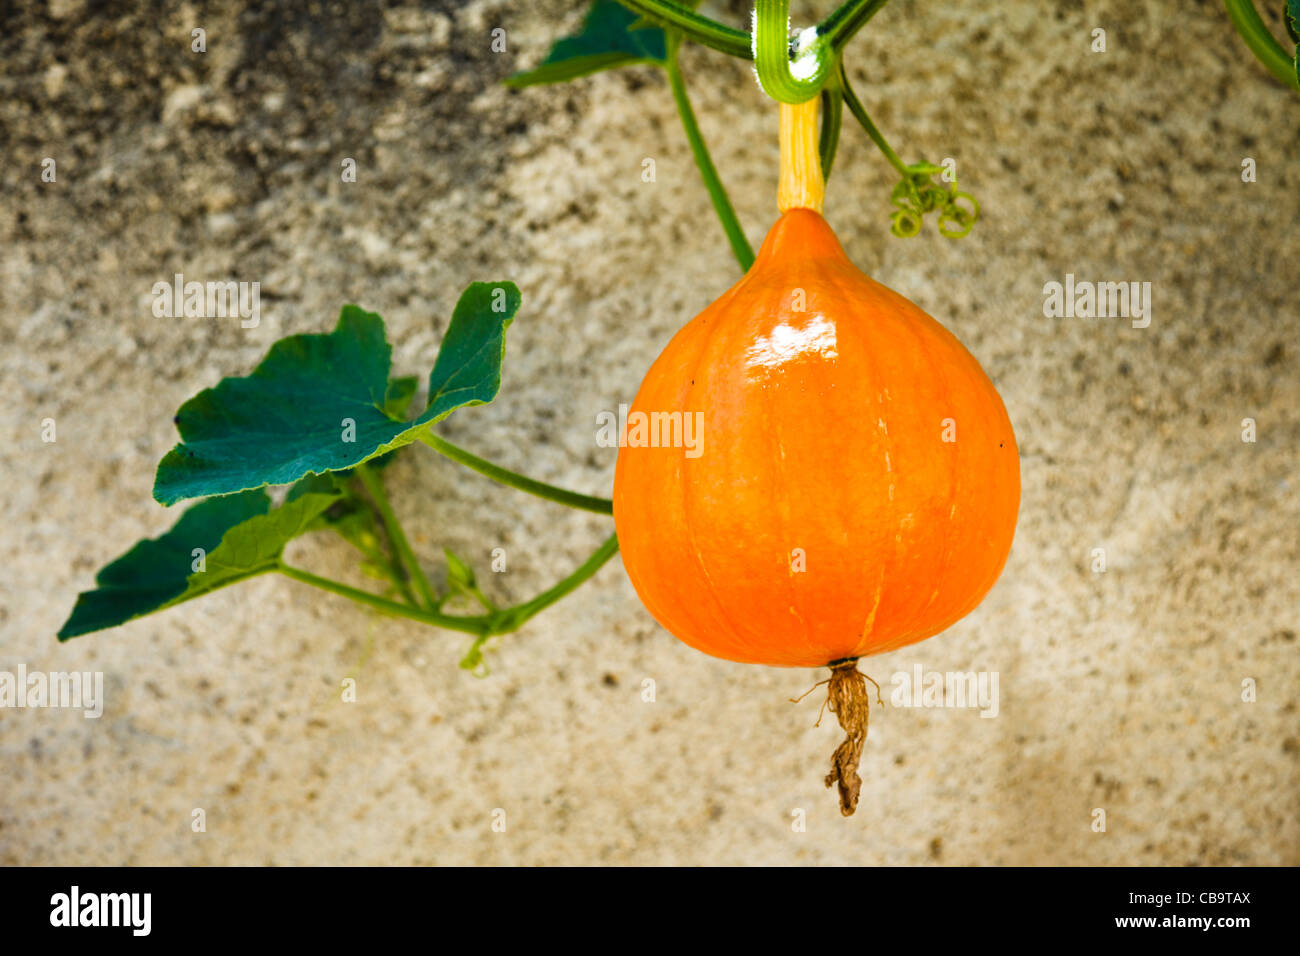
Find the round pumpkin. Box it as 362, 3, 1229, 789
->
613, 207, 1020, 669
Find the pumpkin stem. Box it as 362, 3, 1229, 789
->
819, 658, 882, 816
778, 97, 826, 215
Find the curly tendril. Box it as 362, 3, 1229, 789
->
888, 161, 980, 239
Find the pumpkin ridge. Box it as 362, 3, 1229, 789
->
810, 257, 901, 658
667, 337, 755, 662
757, 293, 819, 665
678, 286, 767, 664
914, 313, 1018, 648
617, 320, 716, 655
873, 284, 963, 652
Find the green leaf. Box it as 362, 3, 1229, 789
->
505, 0, 667, 88
58, 487, 341, 640
444, 547, 477, 592
425, 283, 520, 418
288, 472, 344, 502
153, 282, 521, 506
292, 475, 376, 547
289, 376, 414, 485
384, 375, 420, 419
333, 511, 389, 568
443, 546, 496, 613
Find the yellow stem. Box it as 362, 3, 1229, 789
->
778, 98, 825, 214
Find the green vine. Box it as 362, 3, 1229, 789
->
665, 31, 756, 269
1225, 0, 1300, 91
616, 0, 752, 58
818, 68, 845, 179
751, 0, 836, 102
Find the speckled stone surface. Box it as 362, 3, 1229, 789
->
1, 0, 1296, 865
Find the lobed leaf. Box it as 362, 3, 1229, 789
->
58, 487, 340, 640
505, 0, 668, 88
153, 282, 520, 505
383, 375, 420, 419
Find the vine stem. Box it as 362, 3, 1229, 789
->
779, 96, 825, 213
617, 0, 889, 61
355, 462, 440, 610
1224, 0, 1300, 90
840, 64, 909, 176
753, 0, 835, 103
278, 562, 490, 635
665, 36, 756, 271
419, 431, 614, 514
819, 72, 844, 179
278, 534, 621, 638
383, 560, 420, 607
618, 0, 752, 59
494, 534, 621, 631
819, 0, 891, 51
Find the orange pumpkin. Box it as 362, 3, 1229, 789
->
613, 206, 1019, 668
612, 98, 1019, 813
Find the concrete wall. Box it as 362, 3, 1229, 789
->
2, 0, 1296, 864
